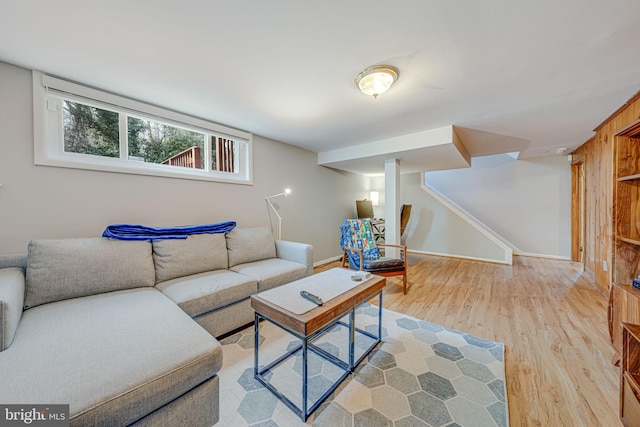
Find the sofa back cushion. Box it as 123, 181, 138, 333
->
226, 227, 276, 267
152, 233, 228, 283
25, 238, 155, 309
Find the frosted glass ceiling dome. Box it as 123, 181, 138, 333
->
354, 65, 399, 98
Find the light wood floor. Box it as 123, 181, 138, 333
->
315, 255, 619, 426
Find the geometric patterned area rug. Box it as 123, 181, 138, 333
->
217, 304, 508, 426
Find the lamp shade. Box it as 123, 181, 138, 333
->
369, 191, 379, 206
355, 65, 399, 98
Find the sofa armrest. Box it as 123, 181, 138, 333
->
0, 267, 25, 352
0, 253, 27, 270
275, 240, 313, 276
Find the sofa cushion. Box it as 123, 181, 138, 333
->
230, 258, 308, 292
156, 270, 257, 317
0, 268, 24, 351
25, 238, 155, 310
226, 227, 276, 268
152, 233, 228, 283
0, 288, 222, 426
129, 376, 219, 427
194, 298, 254, 338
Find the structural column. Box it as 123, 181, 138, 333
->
384, 159, 400, 257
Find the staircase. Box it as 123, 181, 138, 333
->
407, 174, 522, 265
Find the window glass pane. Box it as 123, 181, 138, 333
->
211, 136, 236, 173
40, 74, 251, 183
127, 117, 205, 169
63, 101, 119, 157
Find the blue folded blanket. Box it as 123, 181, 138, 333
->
102, 221, 237, 241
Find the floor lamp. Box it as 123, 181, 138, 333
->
265, 188, 291, 240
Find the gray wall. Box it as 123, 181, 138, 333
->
0, 61, 367, 261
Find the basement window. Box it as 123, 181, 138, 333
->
33, 72, 253, 184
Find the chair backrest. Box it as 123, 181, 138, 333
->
340, 219, 381, 269
400, 204, 412, 236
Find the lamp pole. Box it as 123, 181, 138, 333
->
265, 188, 291, 240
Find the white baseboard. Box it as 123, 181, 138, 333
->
407, 250, 512, 265
313, 251, 569, 268
313, 255, 342, 267
516, 252, 571, 261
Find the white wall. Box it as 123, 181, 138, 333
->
367, 154, 570, 260
424, 154, 571, 258
396, 173, 510, 262
0, 61, 367, 261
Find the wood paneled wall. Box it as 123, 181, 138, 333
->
573, 92, 640, 293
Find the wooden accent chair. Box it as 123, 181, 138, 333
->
340, 219, 408, 294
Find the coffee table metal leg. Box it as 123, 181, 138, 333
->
378, 292, 383, 339
302, 337, 308, 420
254, 312, 259, 378
349, 309, 356, 369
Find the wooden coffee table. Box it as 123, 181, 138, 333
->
250, 268, 386, 421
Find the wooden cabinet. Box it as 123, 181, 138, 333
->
612, 121, 640, 423
614, 123, 640, 275
610, 283, 640, 362
611, 121, 640, 354
621, 323, 640, 426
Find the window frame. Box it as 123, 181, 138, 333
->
33, 71, 253, 184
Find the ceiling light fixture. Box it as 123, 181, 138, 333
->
355, 65, 399, 99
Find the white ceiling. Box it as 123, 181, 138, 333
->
1, 1, 639, 174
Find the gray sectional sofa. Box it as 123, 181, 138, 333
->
0, 226, 313, 426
